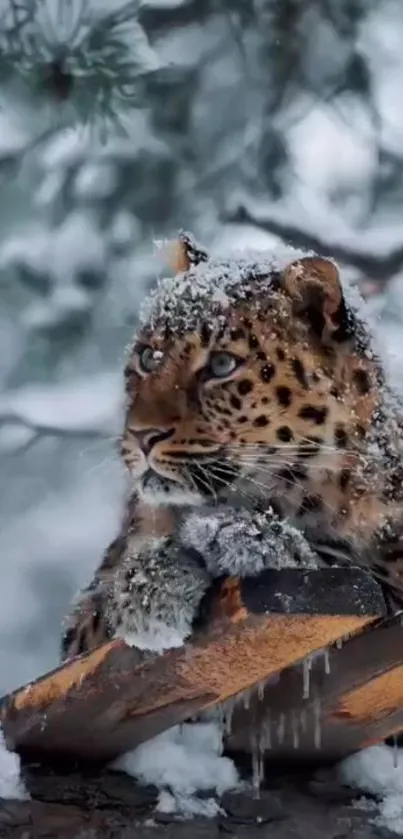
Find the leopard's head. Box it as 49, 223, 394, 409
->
122, 233, 382, 508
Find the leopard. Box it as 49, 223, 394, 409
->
61, 231, 403, 661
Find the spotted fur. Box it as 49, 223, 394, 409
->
61, 234, 403, 660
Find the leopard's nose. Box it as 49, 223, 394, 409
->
130, 427, 174, 455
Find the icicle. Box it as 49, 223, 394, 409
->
251, 734, 264, 796
242, 687, 252, 710
252, 756, 262, 796
257, 680, 265, 702
313, 698, 322, 749
210, 704, 224, 727
323, 649, 330, 675
302, 656, 312, 699
225, 698, 237, 736
393, 735, 399, 768
336, 637, 343, 650
299, 708, 307, 733
277, 713, 286, 744
262, 714, 272, 750
291, 711, 299, 749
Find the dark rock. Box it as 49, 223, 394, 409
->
221, 789, 287, 824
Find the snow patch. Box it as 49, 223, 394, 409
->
113, 722, 238, 818
74, 161, 117, 200
339, 744, 403, 835
211, 223, 281, 256
0, 728, 28, 800
0, 212, 106, 285
0, 373, 123, 437
121, 622, 187, 652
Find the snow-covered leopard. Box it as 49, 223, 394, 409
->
61, 233, 403, 658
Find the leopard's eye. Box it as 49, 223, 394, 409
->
137, 346, 164, 374
205, 351, 240, 379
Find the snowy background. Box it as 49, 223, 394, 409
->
1, 0, 403, 697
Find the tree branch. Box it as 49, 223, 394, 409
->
0, 411, 113, 454
225, 204, 403, 283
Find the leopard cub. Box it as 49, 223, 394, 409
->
61, 233, 403, 660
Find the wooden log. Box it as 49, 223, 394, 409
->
0, 567, 385, 764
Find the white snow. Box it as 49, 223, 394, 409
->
289, 101, 375, 208
226, 188, 403, 261
0, 466, 125, 694
0, 373, 123, 437
0, 212, 107, 286
339, 744, 403, 835
74, 162, 117, 200
0, 728, 28, 800
122, 622, 188, 653
113, 721, 238, 818
142, 0, 185, 8
24, 287, 92, 330
211, 223, 280, 256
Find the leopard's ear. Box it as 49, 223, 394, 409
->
165, 230, 209, 274
282, 256, 346, 340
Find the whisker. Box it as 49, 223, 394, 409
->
203, 462, 255, 504
237, 457, 352, 475
82, 452, 121, 479
270, 473, 338, 517
225, 449, 364, 470
225, 452, 340, 470
183, 464, 207, 499
224, 438, 371, 457
204, 454, 341, 518
190, 461, 219, 505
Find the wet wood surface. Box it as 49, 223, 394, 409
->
226, 612, 403, 761
0, 567, 388, 764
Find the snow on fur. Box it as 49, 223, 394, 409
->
181, 506, 319, 577
140, 241, 315, 332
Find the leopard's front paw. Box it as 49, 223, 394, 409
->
181, 506, 319, 577
113, 537, 210, 652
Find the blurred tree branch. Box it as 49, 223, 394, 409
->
225, 203, 403, 283
0, 411, 113, 454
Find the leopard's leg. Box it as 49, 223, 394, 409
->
113, 533, 210, 651
60, 494, 166, 661
60, 528, 127, 661
60, 584, 112, 661
60, 495, 209, 659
